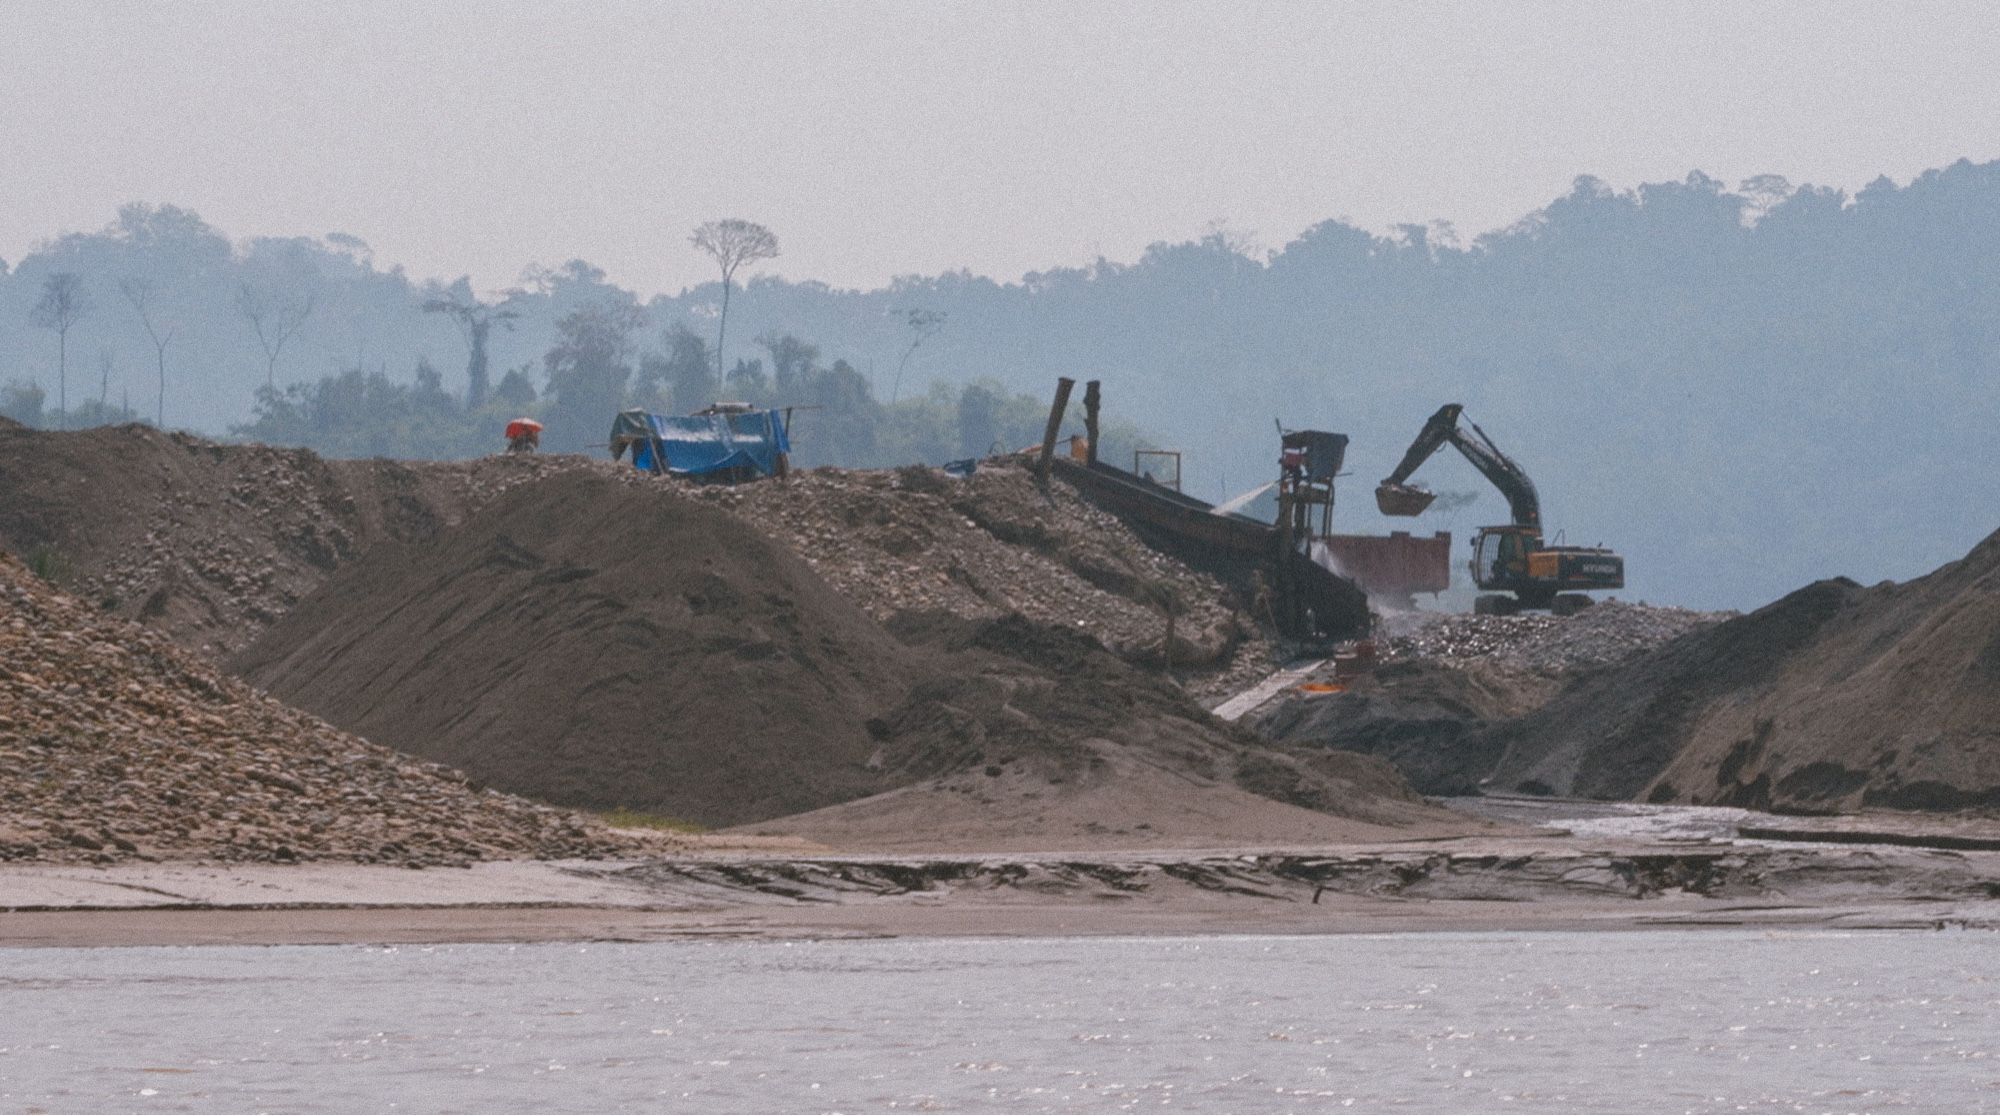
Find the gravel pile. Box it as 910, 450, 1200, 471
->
4, 425, 1268, 683
0, 420, 624, 657
685, 460, 1257, 671
1381, 601, 1733, 673
72, 442, 620, 657
0, 550, 646, 866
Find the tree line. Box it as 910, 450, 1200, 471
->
6, 160, 2000, 605
230, 310, 1130, 469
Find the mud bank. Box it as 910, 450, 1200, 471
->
10, 821, 2000, 947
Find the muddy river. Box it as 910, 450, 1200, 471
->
3, 930, 1996, 1113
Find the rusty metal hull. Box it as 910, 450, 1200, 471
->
1321, 531, 1453, 604
1050, 457, 1371, 639
1051, 458, 1271, 558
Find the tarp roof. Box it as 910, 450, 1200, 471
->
608, 408, 791, 478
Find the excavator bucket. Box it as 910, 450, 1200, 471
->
1375, 482, 1437, 517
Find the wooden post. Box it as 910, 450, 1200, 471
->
1082, 380, 1101, 466
1036, 377, 1076, 482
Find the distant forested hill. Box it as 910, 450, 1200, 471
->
3, 161, 1998, 608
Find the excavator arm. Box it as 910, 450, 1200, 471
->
1377, 403, 1542, 530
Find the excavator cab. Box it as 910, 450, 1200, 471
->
1472, 526, 1534, 587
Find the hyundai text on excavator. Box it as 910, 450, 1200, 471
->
1375, 403, 1623, 616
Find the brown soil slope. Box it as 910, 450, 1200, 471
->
1480, 528, 2000, 812
236, 472, 1458, 841
737, 612, 1465, 851
0, 419, 602, 656
0, 550, 635, 865
232, 470, 921, 827
1248, 603, 1730, 796
0, 425, 1266, 691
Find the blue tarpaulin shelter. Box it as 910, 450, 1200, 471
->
608, 407, 791, 479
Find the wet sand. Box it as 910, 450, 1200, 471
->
8, 819, 2000, 947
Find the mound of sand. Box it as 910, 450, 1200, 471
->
233, 470, 920, 827
0, 550, 636, 865
237, 471, 1470, 844
735, 614, 1466, 852
1480, 529, 2000, 812
1244, 603, 1727, 795
1249, 660, 1563, 795
0, 418, 606, 655
0, 425, 1271, 694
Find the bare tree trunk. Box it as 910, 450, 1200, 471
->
157, 346, 166, 427
714, 275, 733, 388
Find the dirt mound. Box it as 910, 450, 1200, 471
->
233, 470, 921, 827
1246, 603, 1725, 794
0, 425, 1272, 695
728, 613, 1470, 852
686, 462, 1266, 690
1249, 660, 1563, 795
1480, 529, 2000, 812
235, 472, 1461, 843
0, 549, 636, 865
0, 420, 606, 656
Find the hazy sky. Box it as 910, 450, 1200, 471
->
7, 2, 1999, 297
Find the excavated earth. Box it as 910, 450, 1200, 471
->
13, 422, 1449, 853
683, 461, 1267, 693
1249, 602, 1731, 794
0, 418, 605, 658
0, 549, 641, 866
0, 422, 1268, 689
16, 417, 1990, 862
1479, 528, 2000, 813
230, 470, 1469, 846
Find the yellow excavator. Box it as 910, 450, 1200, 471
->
1376, 404, 1623, 616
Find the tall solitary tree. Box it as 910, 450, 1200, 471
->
235, 280, 318, 387
31, 272, 89, 429
423, 294, 520, 409
119, 277, 176, 427
689, 219, 778, 384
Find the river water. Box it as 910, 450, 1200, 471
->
3, 931, 1995, 1113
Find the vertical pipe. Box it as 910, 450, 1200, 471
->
1082, 379, 1101, 466
1036, 377, 1076, 481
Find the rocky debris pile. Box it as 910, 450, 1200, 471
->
1, 424, 1271, 687
1381, 601, 1731, 673
686, 460, 1257, 673
0, 550, 644, 866
235, 471, 1450, 844
0, 419, 620, 657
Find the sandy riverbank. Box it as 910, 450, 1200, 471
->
9, 814, 2000, 947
